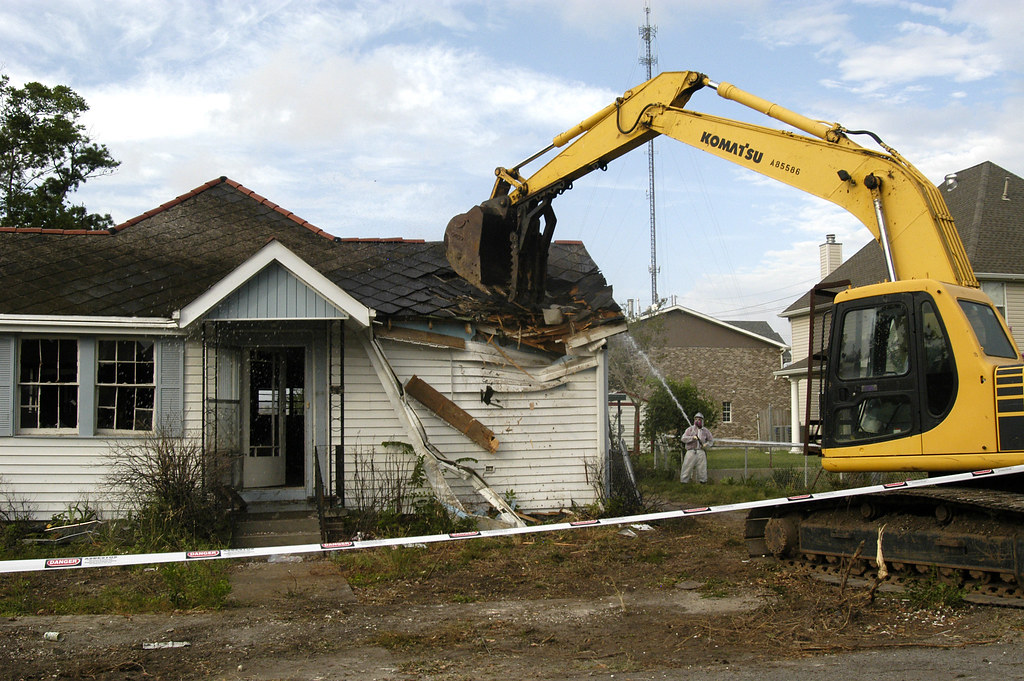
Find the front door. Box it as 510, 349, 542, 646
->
243, 347, 306, 488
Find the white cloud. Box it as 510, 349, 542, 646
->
754, 10, 852, 49
837, 23, 1001, 91
82, 82, 231, 143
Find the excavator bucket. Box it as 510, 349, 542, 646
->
444, 196, 556, 306
444, 199, 514, 295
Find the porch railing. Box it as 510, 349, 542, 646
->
313, 447, 328, 543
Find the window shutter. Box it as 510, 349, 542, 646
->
157, 338, 184, 437
0, 336, 13, 436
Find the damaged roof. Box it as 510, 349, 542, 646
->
783, 161, 1024, 315
0, 177, 620, 337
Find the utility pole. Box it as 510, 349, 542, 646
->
639, 1, 659, 307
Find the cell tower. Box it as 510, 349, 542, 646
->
639, 2, 659, 306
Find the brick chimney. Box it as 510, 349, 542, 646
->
820, 234, 842, 279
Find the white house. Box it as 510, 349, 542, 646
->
0, 178, 627, 525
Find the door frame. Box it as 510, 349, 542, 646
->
240, 344, 313, 493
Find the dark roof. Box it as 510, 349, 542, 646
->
783, 161, 1024, 314
725, 320, 785, 345
0, 178, 619, 328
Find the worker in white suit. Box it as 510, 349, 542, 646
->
680, 412, 714, 484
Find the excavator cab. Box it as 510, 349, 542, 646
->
820, 280, 1022, 472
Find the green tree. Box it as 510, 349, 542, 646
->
0, 74, 119, 230
641, 377, 718, 448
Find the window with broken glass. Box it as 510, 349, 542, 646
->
97, 339, 155, 431
19, 338, 79, 430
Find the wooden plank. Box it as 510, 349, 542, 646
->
376, 326, 467, 349
404, 375, 499, 453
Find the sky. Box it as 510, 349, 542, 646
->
3, 0, 1022, 343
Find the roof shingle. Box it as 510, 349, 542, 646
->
0, 178, 621, 330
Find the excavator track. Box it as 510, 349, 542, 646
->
746, 483, 1024, 606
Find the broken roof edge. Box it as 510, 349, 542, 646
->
176, 239, 374, 329
108, 176, 337, 242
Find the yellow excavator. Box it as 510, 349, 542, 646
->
445, 71, 1024, 591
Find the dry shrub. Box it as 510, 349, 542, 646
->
106, 432, 232, 549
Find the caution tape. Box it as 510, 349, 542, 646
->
2, 465, 1022, 575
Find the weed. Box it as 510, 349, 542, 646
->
698, 577, 733, 598
159, 562, 231, 610
903, 569, 966, 609
0, 577, 38, 615
455, 538, 495, 565
0, 521, 28, 552
48, 500, 98, 528
0, 474, 34, 524
341, 546, 429, 587
503, 488, 518, 509
335, 444, 477, 540
638, 548, 669, 564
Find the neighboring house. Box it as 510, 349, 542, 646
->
632, 304, 790, 441
0, 177, 627, 524
778, 161, 1024, 443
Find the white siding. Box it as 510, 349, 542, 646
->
609, 400, 639, 451
341, 328, 604, 514
0, 338, 208, 520
0, 436, 135, 519
184, 339, 204, 437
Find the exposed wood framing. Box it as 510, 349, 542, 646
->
565, 322, 628, 352
357, 331, 523, 528
471, 336, 600, 392
374, 325, 467, 350
404, 375, 499, 453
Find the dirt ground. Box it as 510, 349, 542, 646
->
2, 512, 1023, 680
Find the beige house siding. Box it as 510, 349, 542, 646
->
789, 316, 810, 364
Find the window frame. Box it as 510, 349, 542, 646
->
17, 337, 80, 433
95, 338, 156, 433
958, 299, 1018, 359
721, 401, 732, 424
980, 281, 1006, 321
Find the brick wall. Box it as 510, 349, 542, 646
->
652, 346, 790, 441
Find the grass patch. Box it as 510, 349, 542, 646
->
634, 448, 926, 508
903, 569, 966, 609
698, 577, 734, 598
340, 546, 433, 588
0, 562, 230, 616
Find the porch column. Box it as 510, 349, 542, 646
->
789, 377, 801, 453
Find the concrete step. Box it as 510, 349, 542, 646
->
235, 515, 320, 535
232, 505, 322, 549
232, 530, 323, 549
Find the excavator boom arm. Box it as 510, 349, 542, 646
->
445, 71, 977, 304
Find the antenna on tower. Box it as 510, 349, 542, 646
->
639, 1, 660, 306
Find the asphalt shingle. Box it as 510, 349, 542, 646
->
0, 178, 621, 328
